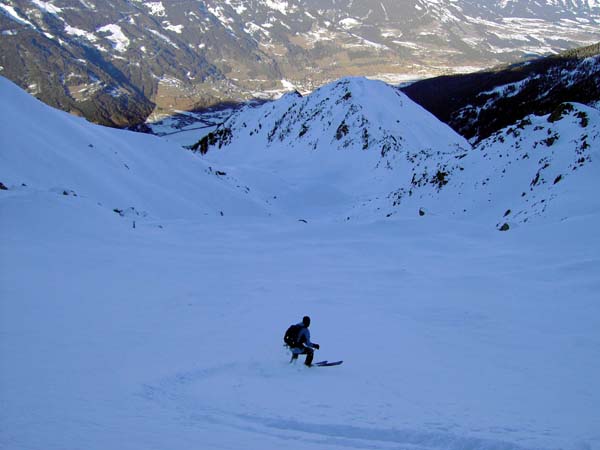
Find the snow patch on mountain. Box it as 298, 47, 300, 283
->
138, 1, 166, 17
164, 23, 184, 34
31, 0, 62, 15
0, 3, 35, 28
148, 28, 179, 49
225, 0, 248, 15
261, 0, 294, 15
339, 17, 361, 29
96, 24, 130, 53
65, 24, 97, 41
207, 4, 236, 33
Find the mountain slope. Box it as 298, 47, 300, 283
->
0, 76, 267, 221
1, 0, 599, 126
389, 101, 600, 229
191, 76, 600, 227
2, 72, 600, 450
191, 77, 471, 220
403, 42, 600, 142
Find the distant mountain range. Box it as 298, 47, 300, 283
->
1, 0, 599, 127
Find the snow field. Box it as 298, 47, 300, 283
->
1, 196, 599, 449
1, 76, 599, 450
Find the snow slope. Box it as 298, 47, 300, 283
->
195, 77, 472, 220
378, 102, 600, 228
196, 77, 600, 229
0, 76, 266, 221
1, 76, 600, 450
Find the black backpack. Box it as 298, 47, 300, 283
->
283, 324, 302, 348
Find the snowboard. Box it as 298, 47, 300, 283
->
314, 360, 343, 367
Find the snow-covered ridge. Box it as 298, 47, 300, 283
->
192, 77, 470, 221
194, 77, 600, 226
0, 76, 266, 221
202, 77, 468, 155
455, 53, 600, 139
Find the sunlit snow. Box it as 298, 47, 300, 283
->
1, 74, 599, 450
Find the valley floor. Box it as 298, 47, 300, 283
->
1, 190, 599, 450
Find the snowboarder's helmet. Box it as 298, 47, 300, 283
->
303, 316, 311, 327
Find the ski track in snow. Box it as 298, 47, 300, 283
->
140, 363, 538, 450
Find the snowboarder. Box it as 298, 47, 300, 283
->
284, 315, 320, 366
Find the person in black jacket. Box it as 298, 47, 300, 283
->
289, 316, 320, 366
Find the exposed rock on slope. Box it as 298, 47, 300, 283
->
381, 102, 600, 227
403, 43, 600, 142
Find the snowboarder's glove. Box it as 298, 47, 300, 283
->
313, 343, 320, 350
